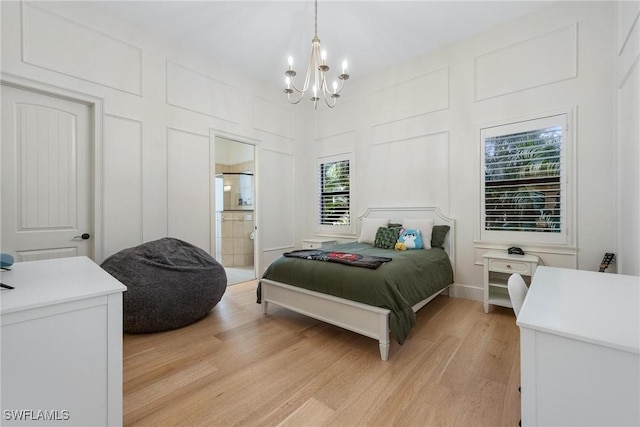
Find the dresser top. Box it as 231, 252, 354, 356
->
518, 266, 640, 354
1, 256, 127, 315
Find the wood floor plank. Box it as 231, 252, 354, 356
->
352, 334, 463, 426
123, 280, 521, 426
276, 398, 334, 427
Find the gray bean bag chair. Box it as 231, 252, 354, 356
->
101, 237, 226, 333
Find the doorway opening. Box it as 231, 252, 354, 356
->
214, 136, 256, 285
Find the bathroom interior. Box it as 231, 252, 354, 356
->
214, 137, 256, 285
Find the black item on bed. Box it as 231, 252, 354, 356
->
283, 249, 392, 269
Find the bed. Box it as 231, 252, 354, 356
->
258, 207, 455, 361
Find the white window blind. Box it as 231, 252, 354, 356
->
481, 114, 568, 245
318, 158, 350, 227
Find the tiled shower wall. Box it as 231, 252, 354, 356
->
217, 211, 254, 267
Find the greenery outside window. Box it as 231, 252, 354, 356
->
318, 154, 352, 234
481, 114, 569, 245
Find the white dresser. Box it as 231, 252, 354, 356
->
1, 256, 127, 426
518, 266, 639, 426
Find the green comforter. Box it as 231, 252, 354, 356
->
258, 242, 454, 344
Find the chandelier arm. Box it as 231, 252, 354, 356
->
286, 91, 307, 104
318, 67, 327, 90
331, 77, 345, 94
320, 79, 339, 108
287, 45, 315, 95
314, 69, 323, 96
288, 77, 305, 94
323, 95, 337, 108
304, 43, 316, 93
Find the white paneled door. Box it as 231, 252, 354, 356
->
1, 85, 93, 261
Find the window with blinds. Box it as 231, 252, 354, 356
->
318, 157, 351, 228
481, 114, 568, 245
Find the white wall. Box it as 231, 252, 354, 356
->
2, 1, 634, 296
616, 1, 640, 275
0, 1, 299, 271
304, 1, 622, 298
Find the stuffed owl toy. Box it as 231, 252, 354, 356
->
397, 229, 423, 249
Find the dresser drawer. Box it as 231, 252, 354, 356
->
488, 259, 531, 275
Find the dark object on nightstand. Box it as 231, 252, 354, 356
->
508, 246, 525, 255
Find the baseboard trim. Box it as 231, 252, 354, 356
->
449, 283, 483, 302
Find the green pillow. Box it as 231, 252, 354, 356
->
431, 225, 450, 249
374, 226, 402, 249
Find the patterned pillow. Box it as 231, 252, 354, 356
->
374, 226, 402, 249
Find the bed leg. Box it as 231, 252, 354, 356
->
262, 300, 268, 314
379, 340, 389, 361
377, 315, 390, 361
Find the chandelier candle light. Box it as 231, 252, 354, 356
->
283, 0, 349, 109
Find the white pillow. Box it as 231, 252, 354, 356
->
403, 218, 434, 249
358, 218, 389, 244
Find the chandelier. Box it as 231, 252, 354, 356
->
283, 0, 349, 109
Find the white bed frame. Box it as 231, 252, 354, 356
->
260, 207, 455, 361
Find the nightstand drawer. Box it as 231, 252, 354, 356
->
303, 242, 324, 249
488, 259, 531, 275
302, 239, 336, 250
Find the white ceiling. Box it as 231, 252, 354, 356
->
96, 1, 552, 85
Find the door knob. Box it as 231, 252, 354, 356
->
74, 233, 91, 240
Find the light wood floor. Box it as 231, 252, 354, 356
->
123, 280, 521, 426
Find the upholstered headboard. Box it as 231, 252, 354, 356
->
358, 207, 455, 270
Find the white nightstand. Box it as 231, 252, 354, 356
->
302, 238, 337, 250
483, 250, 539, 313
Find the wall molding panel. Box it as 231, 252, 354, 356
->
366, 131, 450, 211
261, 148, 295, 251
619, 55, 640, 89
616, 1, 640, 275
617, 7, 640, 88
166, 127, 211, 252
315, 132, 356, 163
372, 129, 450, 147
371, 111, 449, 146
104, 114, 143, 258
370, 66, 449, 126
166, 60, 239, 124
315, 99, 356, 140
21, 2, 143, 96
474, 23, 578, 101
617, 1, 640, 55
252, 97, 295, 139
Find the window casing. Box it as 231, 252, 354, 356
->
317, 154, 353, 235
481, 114, 569, 245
